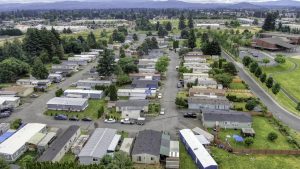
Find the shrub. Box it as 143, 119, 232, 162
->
244, 137, 254, 146
55, 88, 64, 97
268, 132, 278, 142
245, 99, 257, 111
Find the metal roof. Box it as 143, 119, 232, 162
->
64, 89, 103, 95
180, 129, 217, 168
188, 96, 230, 105
0, 123, 46, 155
27, 133, 46, 145
192, 127, 214, 142
0, 131, 15, 143
169, 141, 179, 158
120, 138, 134, 154
132, 130, 162, 156
116, 100, 149, 107
78, 128, 117, 158
107, 134, 121, 152
202, 109, 252, 123
259, 38, 296, 49
38, 125, 80, 162
37, 132, 57, 147
47, 97, 88, 106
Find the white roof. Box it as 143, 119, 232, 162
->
118, 89, 146, 93
77, 80, 111, 84
64, 89, 103, 95
0, 123, 46, 155
0, 97, 20, 104
47, 97, 88, 106
169, 141, 179, 157
192, 127, 214, 142
195, 135, 210, 145
120, 138, 134, 154
107, 134, 121, 151
37, 132, 57, 147
179, 129, 217, 168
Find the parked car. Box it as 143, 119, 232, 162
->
157, 93, 162, 99
183, 112, 197, 118
120, 118, 134, 125
0, 112, 11, 118
69, 116, 79, 121
0, 107, 13, 113
136, 117, 146, 125
177, 82, 182, 88
176, 66, 179, 70
82, 117, 92, 121
104, 118, 116, 123
30, 94, 39, 98
160, 108, 165, 115
54, 114, 68, 120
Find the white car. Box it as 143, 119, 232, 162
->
120, 118, 134, 124
160, 108, 165, 115
104, 118, 116, 123
158, 93, 162, 99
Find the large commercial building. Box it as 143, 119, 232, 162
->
0, 123, 47, 161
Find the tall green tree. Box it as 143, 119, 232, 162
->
109, 85, 118, 101
272, 83, 281, 94
0, 58, 30, 83
188, 14, 194, 29
87, 32, 97, 48
157, 26, 168, 38
178, 14, 186, 30
165, 21, 172, 31
97, 49, 115, 77
187, 29, 196, 49
266, 77, 274, 88
262, 12, 277, 31
31, 57, 49, 79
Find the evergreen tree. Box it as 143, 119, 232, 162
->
97, 49, 115, 77
119, 47, 126, 58
187, 29, 196, 49
165, 21, 172, 31
157, 26, 168, 38
266, 77, 274, 88
155, 21, 160, 31
188, 14, 194, 29
133, 33, 138, 41
87, 32, 97, 48
262, 12, 277, 31
178, 14, 186, 30
272, 83, 281, 94
201, 33, 209, 44
109, 85, 118, 101
31, 57, 49, 79
255, 67, 262, 77
173, 40, 179, 50
249, 62, 258, 73
260, 73, 267, 83
180, 29, 189, 39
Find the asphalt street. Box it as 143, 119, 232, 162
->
222, 50, 300, 131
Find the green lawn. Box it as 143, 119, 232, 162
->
262, 59, 294, 74
229, 82, 247, 90
218, 116, 294, 150
211, 147, 300, 169
15, 151, 38, 167
45, 99, 107, 120
179, 142, 197, 169
60, 152, 76, 163
232, 102, 247, 111
177, 91, 189, 99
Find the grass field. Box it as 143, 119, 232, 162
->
229, 82, 248, 90
218, 116, 294, 150
177, 91, 189, 99
44, 99, 107, 120
232, 102, 247, 111
60, 152, 76, 163
179, 142, 197, 169
211, 147, 300, 169
262, 59, 294, 74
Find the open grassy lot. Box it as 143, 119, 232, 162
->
218, 116, 294, 150
262, 59, 294, 74
61, 28, 113, 40
232, 102, 247, 111
211, 147, 300, 169
177, 90, 189, 99
229, 82, 248, 90
179, 142, 197, 169
60, 152, 76, 163
44, 99, 107, 120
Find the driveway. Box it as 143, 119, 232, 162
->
222, 50, 300, 131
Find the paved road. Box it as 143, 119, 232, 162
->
222, 50, 300, 131
0, 61, 98, 130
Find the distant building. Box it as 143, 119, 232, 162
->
260, 32, 300, 44
78, 128, 120, 165
129, 73, 161, 81
1, 86, 34, 97
132, 130, 162, 164
0, 123, 47, 162
179, 129, 218, 169
252, 37, 297, 51
38, 125, 80, 162
46, 97, 88, 111
202, 109, 252, 129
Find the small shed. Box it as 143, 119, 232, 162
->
192, 127, 214, 142
27, 133, 46, 151
120, 138, 134, 155
241, 128, 256, 137
37, 132, 57, 154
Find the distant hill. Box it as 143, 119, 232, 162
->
0, 0, 299, 11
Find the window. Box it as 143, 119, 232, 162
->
151, 157, 154, 161
138, 156, 141, 161
93, 158, 98, 161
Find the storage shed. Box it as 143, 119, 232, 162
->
46, 97, 88, 111
120, 138, 134, 155
37, 132, 57, 154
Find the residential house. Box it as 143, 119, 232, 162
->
132, 79, 159, 89
129, 73, 161, 81
63, 60, 88, 66
132, 130, 162, 164
78, 128, 121, 165
38, 125, 80, 162
179, 129, 218, 169
37, 132, 57, 154
0, 123, 47, 162
1, 86, 33, 97
166, 141, 180, 169
76, 80, 112, 88
27, 133, 46, 151
193, 79, 218, 89
74, 54, 96, 61
188, 96, 231, 110
138, 68, 157, 73
47, 74, 63, 83
0, 97, 20, 109
116, 100, 149, 119
64, 89, 104, 99
46, 97, 89, 111
202, 109, 252, 129
189, 88, 226, 97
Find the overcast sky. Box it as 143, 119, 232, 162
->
0, 0, 281, 4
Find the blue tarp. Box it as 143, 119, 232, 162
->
0, 131, 15, 143
233, 135, 244, 142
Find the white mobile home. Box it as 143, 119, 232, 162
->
46, 97, 89, 111
64, 89, 104, 99
0, 123, 47, 162
0, 97, 20, 109
76, 80, 112, 88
